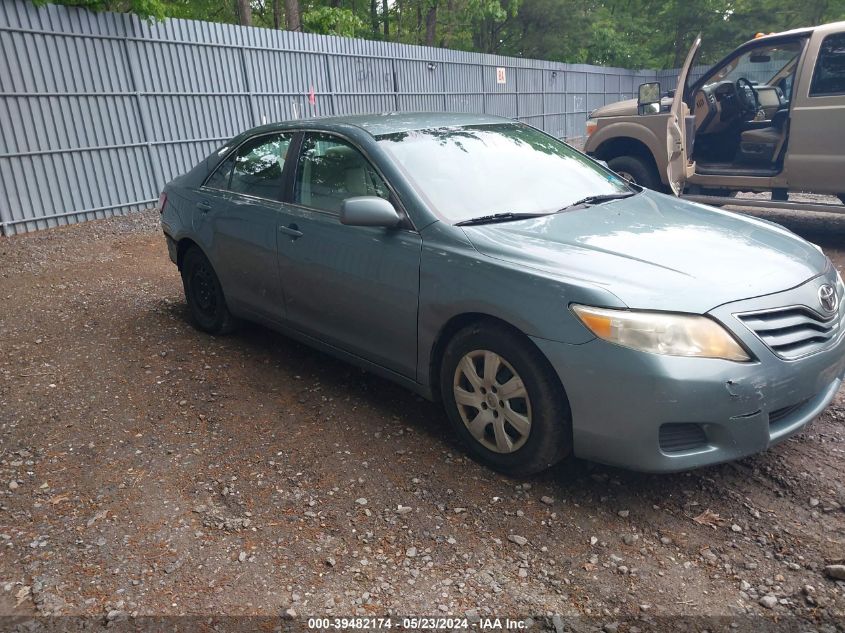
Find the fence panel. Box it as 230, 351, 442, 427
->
0, 0, 666, 235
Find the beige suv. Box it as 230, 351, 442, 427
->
584, 22, 845, 207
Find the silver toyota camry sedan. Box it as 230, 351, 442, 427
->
159, 112, 845, 476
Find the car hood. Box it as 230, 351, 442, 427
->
461, 191, 828, 313
590, 96, 672, 118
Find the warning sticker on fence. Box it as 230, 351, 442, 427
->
496, 67, 507, 84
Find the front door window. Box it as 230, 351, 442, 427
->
293, 134, 389, 213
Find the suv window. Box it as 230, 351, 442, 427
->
811, 33, 845, 96
227, 133, 292, 201
294, 134, 389, 213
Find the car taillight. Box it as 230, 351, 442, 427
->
585, 119, 598, 136
157, 192, 167, 214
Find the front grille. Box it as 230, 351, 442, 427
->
737, 306, 840, 360
659, 423, 708, 453
768, 399, 809, 427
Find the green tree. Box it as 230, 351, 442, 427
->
301, 5, 365, 34
31, 0, 845, 68
32, 0, 167, 19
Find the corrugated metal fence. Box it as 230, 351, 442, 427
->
0, 0, 665, 235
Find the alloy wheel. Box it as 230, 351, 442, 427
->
452, 350, 532, 453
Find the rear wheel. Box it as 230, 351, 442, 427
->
440, 322, 572, 477
181, 246, 237, 335
607, 155, 660, 190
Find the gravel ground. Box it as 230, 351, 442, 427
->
1, 206, 844, 632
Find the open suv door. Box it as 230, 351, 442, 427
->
666, 34, 702, 194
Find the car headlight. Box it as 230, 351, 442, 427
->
571, 305, 750, 361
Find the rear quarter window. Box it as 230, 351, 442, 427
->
205, 156, 235, 190
811, 33, 845, 96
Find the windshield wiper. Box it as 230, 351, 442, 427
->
454, 212, 550, 227
557, 192, 637, 213
455, 192, 637, 226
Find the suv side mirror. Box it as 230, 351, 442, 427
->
637, 82, 661, 115
340, 196, 402, 228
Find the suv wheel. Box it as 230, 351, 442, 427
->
440, 323, 572, 476
607, 155, 660, 190
181, 246, 237, 335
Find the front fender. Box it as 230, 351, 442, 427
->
584, 116, 670, 185
415, 223, 624, 392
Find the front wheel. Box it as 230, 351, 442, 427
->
607, 155, 660, 190
440, 323, 572, 477
181, 246, 237, 335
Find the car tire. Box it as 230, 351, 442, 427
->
440, 322, 572, 477
607, 155, 660, 190
181, 246, 237, 335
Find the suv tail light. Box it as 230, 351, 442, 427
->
157, 192, 168, 214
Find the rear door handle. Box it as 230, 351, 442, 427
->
196, 200, 212, 213
279, 224, 303, 239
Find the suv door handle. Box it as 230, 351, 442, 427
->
279, 224, 303, 239
196, 200, 212, 213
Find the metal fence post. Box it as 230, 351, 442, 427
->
325, 53, 338, 115
123, 36, 164, 198
391, 57, 399, 111
563, 71, 569, 139
481, 63, 487, 114
541, 70, 547, 133
441, 66, 447, 112
238, 45, 258, 125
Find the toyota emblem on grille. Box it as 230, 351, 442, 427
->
819, 284, 838, 313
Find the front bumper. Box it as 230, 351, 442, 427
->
532, 278, 845, 472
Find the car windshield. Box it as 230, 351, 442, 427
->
376, 123, 631, 224
705, 41, 803, 88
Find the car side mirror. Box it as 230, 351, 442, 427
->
340, 196, 402, 228
637, 81, 661, 115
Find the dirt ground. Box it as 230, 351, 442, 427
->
1, 206, 844, 631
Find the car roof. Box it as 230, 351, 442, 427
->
745, 20, 845, 44
248, 112, 512, 138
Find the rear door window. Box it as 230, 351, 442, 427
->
811, 33, 845, 96
205, 133, 293, 201
230, 133, 293, 201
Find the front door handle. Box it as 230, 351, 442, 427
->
196, 200, 212, 213
279, 223, 303, 239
